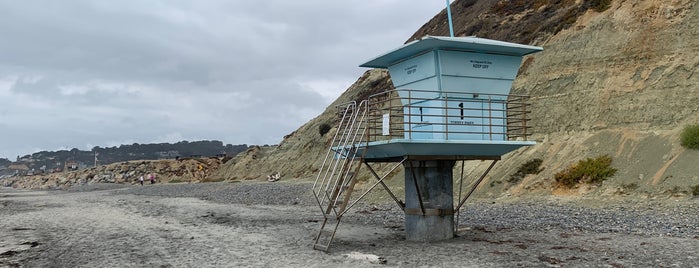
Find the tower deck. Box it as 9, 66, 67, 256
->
346, 139, 534, 162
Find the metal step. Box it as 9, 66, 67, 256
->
313, 244, 329, 251
323, 200, 344, 215
313, 217, 339, 252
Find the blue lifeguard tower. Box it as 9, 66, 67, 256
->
312, 36, 542, 251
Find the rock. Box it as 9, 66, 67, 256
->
343, 251, 387, 264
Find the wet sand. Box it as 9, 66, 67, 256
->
1, 182, 698, 267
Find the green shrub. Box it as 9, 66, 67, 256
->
490, 180, 503, 187
621, 182, 639, 191
554, 155, 617, 188
668, 186, 684, 195
590, 0, 612, 12
202, 176, 225, 183
318, 123, 332, 136
508, 158, 543, 183
692, 185, 699, 196
680, 124, 699, 149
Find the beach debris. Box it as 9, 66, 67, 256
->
267, 172, 281, 182
0, 250, 19, 257
343, 251, 387, 264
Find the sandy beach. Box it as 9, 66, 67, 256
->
1, 181, 698, 267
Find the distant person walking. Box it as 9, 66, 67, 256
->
149, 173, 155, 184
197, 164, 204, 179
139, 175, 144, 186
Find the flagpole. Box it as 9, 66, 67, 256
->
446, 0, 454, 37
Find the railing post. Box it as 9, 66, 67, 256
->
522, 97, 527, 140
488, 95, 492, 141
407, 90, 412, 140
444, 93, 449, 140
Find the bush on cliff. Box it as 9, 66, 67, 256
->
318, 123, 332, 137
555, 155, 617, 188
590, 0, 612, 12
508, 158, 544, 183
680, 124, 699, 149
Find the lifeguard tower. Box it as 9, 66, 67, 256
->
312, 35, 542, 251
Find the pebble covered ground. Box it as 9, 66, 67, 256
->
4, 181, 697, 267
118, 181, 315, 206
116, 181, 699, 239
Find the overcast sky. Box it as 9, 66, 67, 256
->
0, 0, 449, 159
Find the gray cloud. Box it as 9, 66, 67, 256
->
0, 0, 448, 159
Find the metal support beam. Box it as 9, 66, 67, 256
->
407, 160, 425, 215
339, 158, 406, 218
455, 160, 465, 235
454, 160, 498, 213
363, 159, 406, 210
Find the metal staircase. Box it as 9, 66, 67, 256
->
312, 100, 369, 251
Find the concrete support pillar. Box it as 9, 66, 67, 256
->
403, 160, 454, 241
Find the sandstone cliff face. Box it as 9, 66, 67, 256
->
488, 0, 699, 197
216, 0, 698, 198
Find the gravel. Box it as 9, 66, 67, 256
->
112, 181, 699, 239
457, 200, 699, 238
118, 181, 316, 206
3, 181, 698, 267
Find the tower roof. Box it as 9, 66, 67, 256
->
360, 36, 543, 68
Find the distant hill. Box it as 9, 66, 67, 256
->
10, 140, 251, 174
0, 158, 10, 167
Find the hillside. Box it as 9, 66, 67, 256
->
211, 0, 699, 198
482, 0, 699, 198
